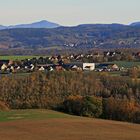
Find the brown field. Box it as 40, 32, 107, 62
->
0, 117, 140, 140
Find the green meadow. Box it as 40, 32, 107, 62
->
109, 61, 140, 68
0, 109, 72, 122
0, 56, 45, 61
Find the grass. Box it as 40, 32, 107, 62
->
0, 109, 72, 122
100, 61, 140, 77
109, 61, 140, 68
0, 110, 140, 140
0, 55, 46, 61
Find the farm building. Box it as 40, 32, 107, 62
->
83, 63, 95, 71
97, 63, 119, 71
63, 63, 95, 71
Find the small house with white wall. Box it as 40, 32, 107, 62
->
83, 63, 95, 71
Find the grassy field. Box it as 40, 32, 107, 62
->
101, 61, 140, 77
0, 109, 140, 140
110, 61, 140, 68
0, 109, 71, 122
0, 55, 45, 60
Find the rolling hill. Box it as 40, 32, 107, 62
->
130, 22, 140, 27
0, 25, 7, 30
0, 23, 140, 51
0, 109, 140, 140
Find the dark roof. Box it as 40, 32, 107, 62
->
97, 63, 116, 68
62, 64, 74, 69
0, 60, 9, 64
62, 63, 83, 69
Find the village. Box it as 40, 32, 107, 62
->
0, 51, 134, 74
1, 50, 140, 74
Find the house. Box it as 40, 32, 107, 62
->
83, 63, 95, 71
0, 60, 11, 65
1, 64, 7, 71
30, 64, 35, 71
48, 66, 54, 71
0, 60, 12, 71
62, 63, 82, 71
38, 66, 45, 71
70, 65, 82, 71
63, 62, 95, 71
104, 52, 116, 57
97, 63, 119, 71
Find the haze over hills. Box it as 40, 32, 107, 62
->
0, 20, 60, 30
0, 25, 7, 30
0, 20, 140, 30
0, 21, 140, 53
130, 22, 140, 27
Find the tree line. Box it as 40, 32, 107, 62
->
0, 71, 140, 123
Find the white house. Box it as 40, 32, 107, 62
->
83, 63, 95, 71
1, 64, 7, 71
39, 66, 45, 71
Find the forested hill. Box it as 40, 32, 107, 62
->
0, 24, 140, 49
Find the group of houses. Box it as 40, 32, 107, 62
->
0, 56, 120, 74
0, 59, 95, 73
96, 63, 120, 72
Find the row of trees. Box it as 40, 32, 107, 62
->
61, 96, 140, 123
0, 71, 140, 123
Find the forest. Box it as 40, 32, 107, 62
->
0, 71, 140, 124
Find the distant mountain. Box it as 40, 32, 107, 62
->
0, 24, 140, 50
130, 22, 140, 27
78, 23, 125, 28
0, 20, 60, 30
8, 20, 60, 29
0, 25, 7, 30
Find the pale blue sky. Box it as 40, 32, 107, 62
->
0, 0, 140, 26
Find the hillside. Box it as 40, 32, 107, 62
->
0, 20, 60, 30
0, 109, 140, 140
130, 22, 140, 27
0, 24, 140, 51
0, 25, 6, 30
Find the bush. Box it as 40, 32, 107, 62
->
62, 96, 102, 118
81, 96, 102, 117
62, 95, 83, 116
133, 111, 140, 123
102, 97, 139, 122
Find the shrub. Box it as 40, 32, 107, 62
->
102, 97, 139, 122
81, 96, 102, 117
62, 96, 102, 118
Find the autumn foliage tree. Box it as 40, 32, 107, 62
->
62, 96, 102, 118
0, 71, 140, 123
102, 97, 139, 122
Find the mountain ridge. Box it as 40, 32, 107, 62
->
1, 20, 140, 30
0, 24, 140, 50
130, 22, 140, 27
0, 20, 60, 30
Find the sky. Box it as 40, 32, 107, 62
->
0, 0, 140, 26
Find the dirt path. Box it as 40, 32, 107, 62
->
0, 118, 140, 140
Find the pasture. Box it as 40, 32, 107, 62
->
0, 55, 45, 61
0, 109, 71, 122
110, 61, 140, 68
0, 109, 140, 140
